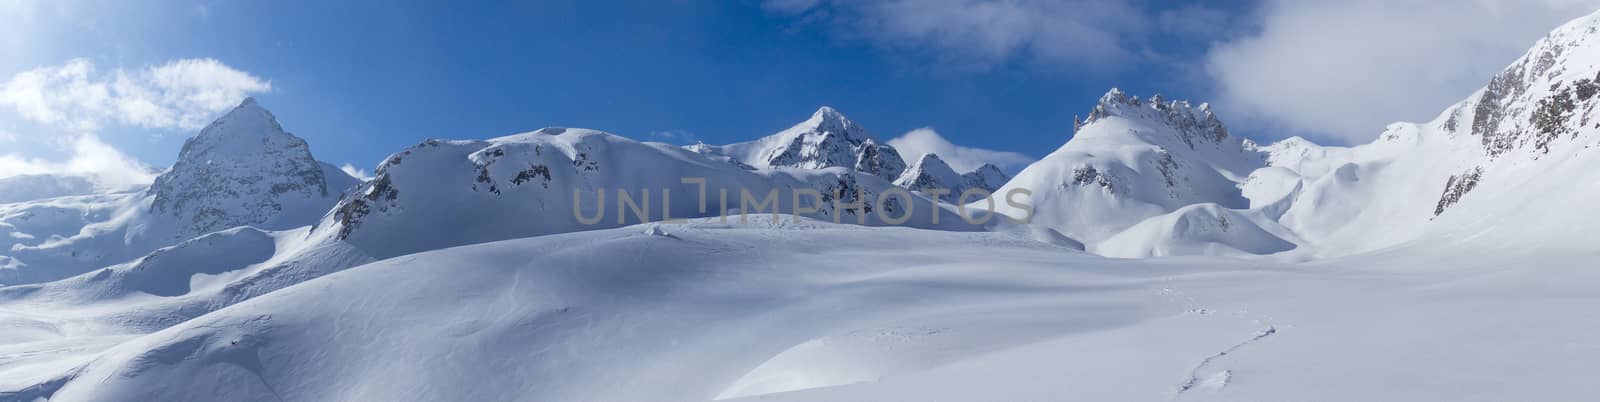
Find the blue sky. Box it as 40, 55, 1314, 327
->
4, 0, 1599, 185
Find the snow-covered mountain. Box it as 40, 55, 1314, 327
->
989, 89, 1276, 255
893, 154, 1010, 202
325, 127, 973, 260
1237, 10, 1600, 256
692, 107, 908, 181
0, 175, 100, 204
148, 98, 356, 241
18, 9, 1600, 401
960, 163, 1009, 192
0, 99, 357, 285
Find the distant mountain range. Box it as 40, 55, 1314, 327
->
10, 9, 1600, 401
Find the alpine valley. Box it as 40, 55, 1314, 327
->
8, 10, 1600, 402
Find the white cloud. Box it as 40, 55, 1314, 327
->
887, 127, 1034, 173
0, 58, 270, 132
0, 129, 14, 142
0, 133, 157, 189
765, 0, 1146, 70
340, 163, 374, 182
1208, 0, 1600, 143
647, 129, 698, 144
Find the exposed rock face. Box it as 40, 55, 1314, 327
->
1084, 89, 1232, 149
1444, 15, 1600, 158
1434, 167, 1484, 216
852, 139, 908, 181
148, 98, 354, 240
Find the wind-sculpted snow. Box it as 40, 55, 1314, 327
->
22, 220, 1600, 402
1094, 204, 1297, 258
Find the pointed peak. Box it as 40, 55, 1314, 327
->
214, 96, 276, 126
783, 104, 872, 143
805, 105, 854, 130
969, 163, 1003, 174
813, 105, 841, 118
180, 96, 297, 161
909, 153, 954, 172
1098, 88, 1130, 105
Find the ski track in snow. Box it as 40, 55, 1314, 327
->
1157, 277, 1283, 400
1174, 325, 1278, 398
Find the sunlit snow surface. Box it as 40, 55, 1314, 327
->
0, 217, 1593, 401
11, 9, 1600, 402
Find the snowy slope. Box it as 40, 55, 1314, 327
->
1242, 10, 1600, 256
1094, 203, 1297, 258
0, 99, 357, 285
19, 219, 1600, 402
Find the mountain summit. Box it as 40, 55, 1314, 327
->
693, 106, 908, 181
0, 98, 356, 284
149, 98, 357, 240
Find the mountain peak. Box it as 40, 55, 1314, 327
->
149, 98, 350, 240
813, 105, 841, 118
189, 97, 288, 153
913, 152, 950, 168
800, 105, 860, 136
1083, 88, 1231, 148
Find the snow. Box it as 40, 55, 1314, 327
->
0, 98, 357, 285
328, 127, 975, 260
5, 219, 1596, 401
9, 10, 1600, 401
693, 107, 906, 180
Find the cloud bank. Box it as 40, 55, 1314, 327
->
767, 0, 1600, 144
0, 57, 270, 190
0, 58, 271, 132
0, 134, 157, 190
1208, 0, 1600, 143
887, 127, 1034, 173
764, 0, 1148, 71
